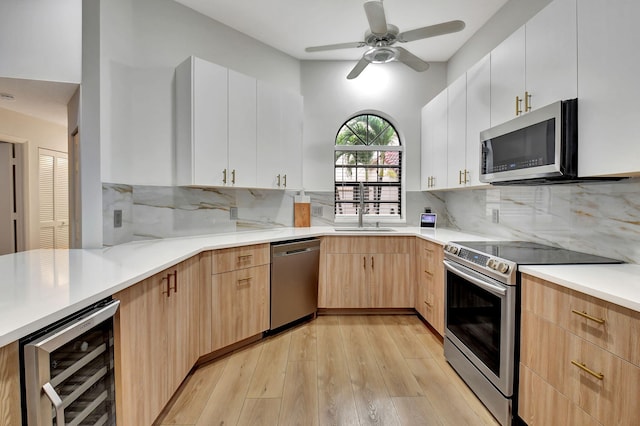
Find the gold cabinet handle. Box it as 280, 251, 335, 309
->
277, 174, 281, 187
424, 300, 433, 307
363, 256, 366, 269
161, 274, 172, 297
525, 91, 532, 112
231, 169, 236, 185
516, 96, 523, 116
237, 254, 253, 262
464, 169, 470, 184
371, 256, 374, 270
458, 170, 463, 185
171, 270, 178, 294
571, 309, 605, 324
237, 277, 252, 287
222, 168, 227, 184
571, 360, 604, 380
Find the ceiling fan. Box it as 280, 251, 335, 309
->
305, 0, 465, 79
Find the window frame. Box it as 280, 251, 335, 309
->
333, 114, 406, 225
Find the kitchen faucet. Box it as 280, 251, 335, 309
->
358, 181, 365, 228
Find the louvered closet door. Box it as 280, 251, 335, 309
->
39, 149, 69, 249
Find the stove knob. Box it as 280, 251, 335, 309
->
498, 262, 510, 274
487, 259, 495, 269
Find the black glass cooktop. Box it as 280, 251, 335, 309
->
452, 241, 622, 265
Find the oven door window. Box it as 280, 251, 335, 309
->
446, 270, 502, 376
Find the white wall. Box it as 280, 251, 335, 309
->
301, 60, 447, 192
0, 108, 68, 250
100, 0, 301, 186
447, 0, 552, 84
0, 0, 81, 83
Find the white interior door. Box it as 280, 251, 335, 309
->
39, 148, 69, 249
0, 142, 16, 255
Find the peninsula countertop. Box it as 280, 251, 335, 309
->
0, 226, 486, 346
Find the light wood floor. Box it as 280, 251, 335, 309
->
156, 315, 500, 426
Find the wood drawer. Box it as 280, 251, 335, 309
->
521, 309, 640, 425
323, 236, 412, 254
522, 274, 640, 366
211, 243, 269, 274
518, 364, 600, 426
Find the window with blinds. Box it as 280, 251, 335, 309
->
334, 114, 403, 220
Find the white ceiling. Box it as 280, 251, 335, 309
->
0, 77, 77, 127
174, 0, 509, 61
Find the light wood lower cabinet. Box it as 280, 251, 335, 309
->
321, 237, 414, 308
114, 256, 199, 426
415, 238, 444, 335
519, 274, 640, 425
0, 342, 21, 426
200, 244, 271, 353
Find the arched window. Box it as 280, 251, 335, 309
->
334, 113, 404, 221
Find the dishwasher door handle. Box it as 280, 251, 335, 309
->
273, 246, 320, 257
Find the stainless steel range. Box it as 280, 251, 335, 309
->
442, 241, 621, 426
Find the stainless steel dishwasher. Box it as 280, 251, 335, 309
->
270, 238, 320, 330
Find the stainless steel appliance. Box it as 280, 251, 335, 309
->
270, 238, 320, 330
20, 298, 120, 426
480, 99, 578, 184
443, 241, 621, 425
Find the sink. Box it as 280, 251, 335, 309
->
333, 227, 396, 232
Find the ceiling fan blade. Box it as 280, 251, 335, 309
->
399, 20, 466, 43
364, 1, 388, 36
347, 57, 370, 80
395, 47, 430, 72
305, 42, 365, 52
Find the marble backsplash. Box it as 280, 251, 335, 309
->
444, 178, 640, 263
102, 184, 445, 246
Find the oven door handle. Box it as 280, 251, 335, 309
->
444, 260, 507, 297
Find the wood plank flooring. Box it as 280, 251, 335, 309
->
156, 315, 500, 426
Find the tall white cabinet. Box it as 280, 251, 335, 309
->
420, 89, 448, 190
465, 54, 491, 188
256, 82, 303, 189
228, 70, 257, 188
577, 0, 640, 177
176, 57, 228, 187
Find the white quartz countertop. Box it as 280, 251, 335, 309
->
0, 226, 488, 347
519, 264, 640, 312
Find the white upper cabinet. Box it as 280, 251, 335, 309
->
421, 89, 448, 191
447, 73, 467, 188
577, 0, 640, 177
465, 54, 491, 188
228, 70, 257, 187
490, 0, 577, 126
525, 0, 577, 111
176, 57, 304, 188
176, 56, 228, 186
490, 27, 526, 126
257, 81, 303, 189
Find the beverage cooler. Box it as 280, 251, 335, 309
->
20, 298, 120, 426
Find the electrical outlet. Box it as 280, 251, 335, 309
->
230, 207, 238, 220
114, 210, 122, 228
492, 209, 500, 224
311, 206, 323, 217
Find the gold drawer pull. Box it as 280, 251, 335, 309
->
237, 277, 252, 287
571, 360, 604, 380
237, 254, 253, 261
571, 309, 605, 324
424, 300, 433, 307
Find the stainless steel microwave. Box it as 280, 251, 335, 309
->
480, 99, 577, 184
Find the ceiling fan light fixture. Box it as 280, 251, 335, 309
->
364, 47, 397, 64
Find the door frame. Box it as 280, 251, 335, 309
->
0, 135, 27, 252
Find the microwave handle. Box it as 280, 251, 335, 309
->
42, 382, 65, 426
444, 260, 507, 297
